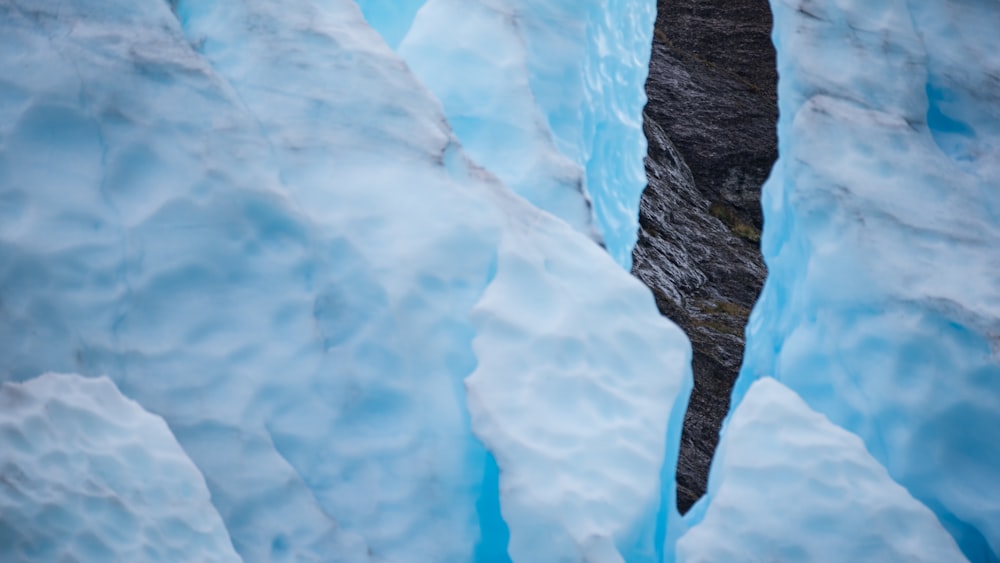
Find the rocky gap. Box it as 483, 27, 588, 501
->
632, 0, 777, 513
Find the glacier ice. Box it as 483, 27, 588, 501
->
677, 377, 967, 563
397, 0, 656, 267
734, 0, 1000, 560
467, 208, 691, 562
353, 0, 428, 49
6, 0, 996, 560
0, 373, 239, 562
399, 0, 601, 244
0, 0, 689, 561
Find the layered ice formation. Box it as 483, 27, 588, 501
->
735, 0, 1000, 560
0, 0, 688, 561
677, 378, 967, 563
0, 373, 239, 562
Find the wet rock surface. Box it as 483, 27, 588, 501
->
632, 0, 776, 513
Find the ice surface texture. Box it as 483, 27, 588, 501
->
736, 0, 1000, 559
353, 0, 428, 48
399, 0, 601, 245
677, 378, 967, 563
396, 0, 656, 267
467, 212, 691, 562
0, 373, 239, 562
0, 0, 687, 561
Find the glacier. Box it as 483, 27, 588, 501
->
393, 0, 656, 267
0, 0, 688, 561
353, 0, 427, 49
1, 0, 999, 561
0, 373, 239, 562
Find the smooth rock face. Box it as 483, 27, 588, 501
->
632, 0, 775, 512
677, 377, 968, 563
0, 374, 240, 563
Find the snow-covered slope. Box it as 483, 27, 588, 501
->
735, 1, 1000, 560
677, 377, 967, 563
0, 373, 239, 562
0, 0, 688, 561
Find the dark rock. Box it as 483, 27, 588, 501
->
632, 0, 776, 513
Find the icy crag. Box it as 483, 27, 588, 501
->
677, 378, 967, 563
0, 374, 239, 562
0, 0, 688, 562
735, 0, 1000, 560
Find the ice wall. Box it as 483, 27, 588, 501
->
399, 0, 601, 244
353, 0, 427, 48
735, 1, 1000, 559
0, 0, 686, 561
0, 373, 240, 562
467, 212, 690, 562
395, 0, 656, 267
